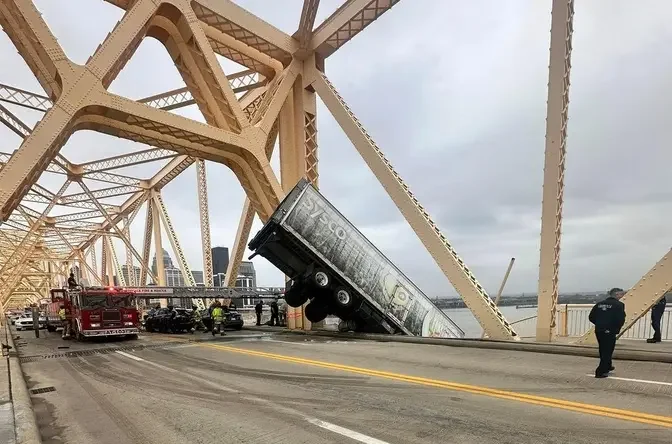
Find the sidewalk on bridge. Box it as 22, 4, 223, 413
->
1, 320, 41, 444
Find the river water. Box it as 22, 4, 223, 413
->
443, 306, 538, 338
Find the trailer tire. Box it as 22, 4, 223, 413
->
305, 301, 329, 323
310, 268, 330, 289
338, 319, 359, 332
332, 287, 355, 310
285, 285, 309, 308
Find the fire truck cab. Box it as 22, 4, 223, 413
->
47, 287, 140, 340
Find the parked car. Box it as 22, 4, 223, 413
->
198, 306, 243, 331
15, 314, 46, 331
145, 307, 194, 333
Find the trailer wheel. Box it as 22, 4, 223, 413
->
338, 319, 358, 332
310, 268, 330, 289
285, 285, 309, 308
332, 287, 355, 309
305, 301, 329, 323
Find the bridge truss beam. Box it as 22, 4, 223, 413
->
0, 0, 531, 341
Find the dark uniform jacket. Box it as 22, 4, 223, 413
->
589, 296, 626, 334
653, 296, 667, 310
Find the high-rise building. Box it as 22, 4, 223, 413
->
236, 261, 256, 288
151, 248, 175, 275
191, 270, 204, 285
211, 247, 229, 274
121, 265, 142, 286
213, 273, 226, 287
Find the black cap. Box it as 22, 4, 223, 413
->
608, 288, 624, 296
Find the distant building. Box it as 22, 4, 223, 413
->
213, 272, 226, 287
236, 261, 256, 288
192, 270, 204, 285
121, 265, 141, 286
211, 247, 229, 275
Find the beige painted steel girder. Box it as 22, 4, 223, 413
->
0, 82, 51, 111
310, 70, 518, 340
576, 249, 671, 345
311, 0, 401, 58
536, 0, 574, 342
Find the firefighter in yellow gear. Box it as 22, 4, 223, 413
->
58, 305, 71, 339
190, 305, 206, 333
211, 302, 226, 336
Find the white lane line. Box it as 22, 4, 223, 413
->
114, 351, 390, 443
114, 350, 238, 393
586, 374, 672, 386
115, 350, 144, 362
305, 417, 391, 444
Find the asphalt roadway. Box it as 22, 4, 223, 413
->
12, 327, 672, 444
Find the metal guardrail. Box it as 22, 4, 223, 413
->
558, 304, 671, 340
508, 305, 671, 340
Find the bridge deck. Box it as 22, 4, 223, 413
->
7, 327, 672, 444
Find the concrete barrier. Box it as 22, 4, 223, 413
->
3, 322, 41, 444
266, 328, 672, 364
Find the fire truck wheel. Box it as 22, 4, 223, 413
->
305, 300, 329, 323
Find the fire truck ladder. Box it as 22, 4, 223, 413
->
114, 286, 284, 303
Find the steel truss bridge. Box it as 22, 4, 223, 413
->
0, 0, 668, 344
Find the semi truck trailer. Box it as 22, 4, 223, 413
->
249, 178, 464, 338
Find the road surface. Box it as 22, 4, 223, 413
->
13, 328, 672, 444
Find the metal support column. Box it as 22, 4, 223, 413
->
536, 0, 574, 342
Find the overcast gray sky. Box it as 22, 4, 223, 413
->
1, 0, 670, 297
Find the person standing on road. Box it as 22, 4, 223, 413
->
277, 298, 287, 326
589, 288, 626, 378
270, 299, 279, 326
191, 305, 206, 333
647, 295, 667, 344
58, 305, 70, 339
211, 302, 226, 336
255, 300, 263, 326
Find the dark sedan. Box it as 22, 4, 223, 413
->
145, 308, 194, 333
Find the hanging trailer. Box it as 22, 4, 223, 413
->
248, 178, 465, 338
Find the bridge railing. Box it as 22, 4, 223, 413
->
507, 305, 670, 341
557, 304, 671, 340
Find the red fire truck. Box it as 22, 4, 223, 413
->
47, 287, 140, 340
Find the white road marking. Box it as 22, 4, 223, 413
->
114, 349, 238, 392
586, 374, 672, 386
114, 350, 389, 443
246, 396, 391, 444
305, 417, 391, 444
115, 350, 144, 362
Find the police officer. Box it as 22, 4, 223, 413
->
588, 288, 626, 378
254, 300, 263, 326
647, 295, 667, 343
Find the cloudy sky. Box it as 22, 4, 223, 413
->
1, 0, 670, 297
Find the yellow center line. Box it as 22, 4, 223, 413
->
197, 342, 672, 428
